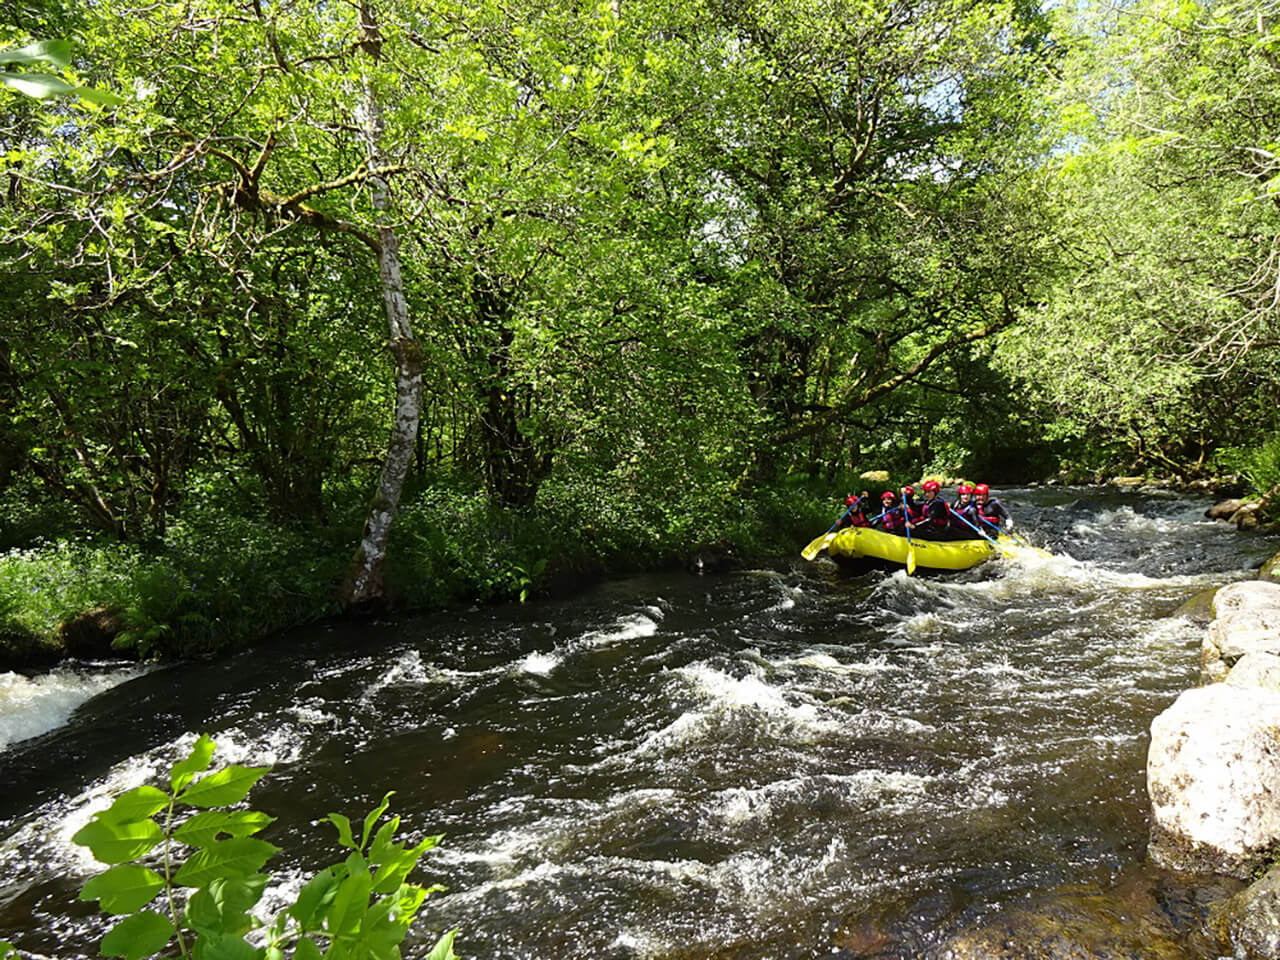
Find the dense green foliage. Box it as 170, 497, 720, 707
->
1, 0, 1277, 660
71, 735, 457, 960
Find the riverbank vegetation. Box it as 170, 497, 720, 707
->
1, 0, 1277, 664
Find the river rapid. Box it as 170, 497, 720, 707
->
1, 487, 1277, 959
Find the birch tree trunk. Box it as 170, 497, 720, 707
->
344, 0, 424, 608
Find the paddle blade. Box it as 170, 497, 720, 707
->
905, 541, 917, 575
801, 531, 836, 561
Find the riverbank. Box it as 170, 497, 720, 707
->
0, 481, 827, 671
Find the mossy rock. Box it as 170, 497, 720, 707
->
1174, 587, 1220, 625
56, 606, 130, 660
0, 630, 63, 670
1260, 550, 1280, 585
942, 873, 1234, 960
1208, 864, 1280, 959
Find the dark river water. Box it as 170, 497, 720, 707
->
1, 487, 1277, 959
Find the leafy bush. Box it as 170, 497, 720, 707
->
70, 735, 458, 960
1219, 433, 1280, 503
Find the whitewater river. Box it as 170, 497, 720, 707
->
1, 487, 1276, 958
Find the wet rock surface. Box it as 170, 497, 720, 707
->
938, 872, 1236, 960
1210, 863, 1280, 960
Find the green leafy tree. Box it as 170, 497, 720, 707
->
997, 0, 1280, 480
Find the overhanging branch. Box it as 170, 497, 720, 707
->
768, 308, 1016, 447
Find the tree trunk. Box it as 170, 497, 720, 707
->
344, 1, 424, 608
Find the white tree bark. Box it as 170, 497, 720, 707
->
345, 0, 424, 607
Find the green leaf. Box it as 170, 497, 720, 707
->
100, 910, 175, 960
424, 929, 459, 960
370, 839, 432, 896
171, 735, 216, 793
1, 73, 76, 99
287, 867, 340, 932
185, 874, 267, 937
100, 786, 170, 825
324, 860, 372, 937
177, 765, 270, 808
367, 817, 400, 861
292, 938, 322, 960
189, 931, 263, 960
173, 837, 279, 887
359, 793, 394, 852
1, 939, 19, 960
0, 40, 72, 68
174, 811, 275, 848
79, 864, 164, 914
325, 813, 355, 850
71, 817, 163, 865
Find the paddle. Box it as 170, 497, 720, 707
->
976, 512, 1033, 548
945, 505, 1016, 557
800, 500, 858, 561
903, 510, 917, 576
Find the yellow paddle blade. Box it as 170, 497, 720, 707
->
905, 541, 917, 575
801, 531, 837, 561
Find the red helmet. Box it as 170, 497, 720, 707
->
922, 480, 940, 493
881, 491, 895, 502
974, 483, 989, 496
845, 495, 858, 506
902, 485, 915, 496
957, 484, 973, 495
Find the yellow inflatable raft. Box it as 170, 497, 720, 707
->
826, 526, 1020, 571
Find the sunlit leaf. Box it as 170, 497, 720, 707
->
170, 735, 216, 793
173, 837, 278, 887
79, 864, 164, 914
177, 765, 270, 808
71, 817, 163, 865
174, 810, 274, 848
100, 910, 175, 960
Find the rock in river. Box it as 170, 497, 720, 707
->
1147, 683, 1280, 878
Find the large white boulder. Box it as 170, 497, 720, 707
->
1147, 683, 1280, 878
1226, 652, 1280, 692
1201, 581, 1280, 682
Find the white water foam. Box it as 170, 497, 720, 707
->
711, 770, 933, 827
513, 610, 661, 675
0, 666, 144, 752
581, 611, 661, 647
0, 713, 330, 885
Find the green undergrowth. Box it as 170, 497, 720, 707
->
0, 480, 827, 667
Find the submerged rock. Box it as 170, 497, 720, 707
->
939, 874, 1217, 959
1209, 864, 1280, 960
1147, 683, 1280, 878
1172, 587, 1217, 625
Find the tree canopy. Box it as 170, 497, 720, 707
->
2, 0, 1276, 606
